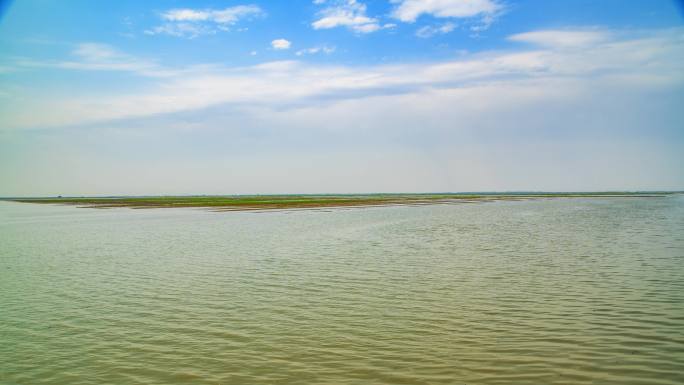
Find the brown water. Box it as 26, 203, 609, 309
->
1, 197, 683, 384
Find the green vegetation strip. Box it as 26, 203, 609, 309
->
7, 193, 672, 210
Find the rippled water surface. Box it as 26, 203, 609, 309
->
1, 197, 684, 384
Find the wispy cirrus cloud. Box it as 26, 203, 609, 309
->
508, 29, 610, 48
391, 0, 502, 34
312, 0, 394, 34
161, 6, 263, 24
9, 43, 167, 77
145, 5, 264, 38
391, 0, 501, 22
415, 22, 456, 38
296, 45, 336, 56
63, 43, 214, 77
7, 42, 221, 78
4, 28, 683, 130
67, 43, 157, 71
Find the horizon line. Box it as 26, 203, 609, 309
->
2, 190, 683, 200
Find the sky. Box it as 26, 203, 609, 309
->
0, 0, 683, 196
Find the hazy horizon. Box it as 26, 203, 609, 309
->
1, 0, 683, 196
2, 190, 683, 200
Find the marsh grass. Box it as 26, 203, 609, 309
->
9, 192, 670, 210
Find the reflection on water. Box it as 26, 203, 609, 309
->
1, 197, 683, 384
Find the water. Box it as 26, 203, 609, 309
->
1, 197, 683, 385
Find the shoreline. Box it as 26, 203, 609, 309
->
5, 193, 674, 211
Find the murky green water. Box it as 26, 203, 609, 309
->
1, 197, 683, 384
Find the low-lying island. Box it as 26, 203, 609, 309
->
8, 192, 672, 210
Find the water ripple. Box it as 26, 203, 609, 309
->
1, 197, 683, 384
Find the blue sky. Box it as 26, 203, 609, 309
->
0, 0, 683, 195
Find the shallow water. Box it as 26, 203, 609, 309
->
1, 197, 683, 385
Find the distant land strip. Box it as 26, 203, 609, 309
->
4, 192, 677, 211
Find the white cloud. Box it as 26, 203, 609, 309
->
312, 0, 386, 34
271, 39, 292, 50
416, 22, 456, 38
9, 43, 225, 78
72, 43, 121, 62
4, 29, 683, 129
162, 9, 209, 22
508, 29, 610, 48
391, 0, 501, 22
296, 45, 336, 56
145, 23, 216, 39
161, 5, 263, 24
146, 5, 264, 38
50, 43, 171, 76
